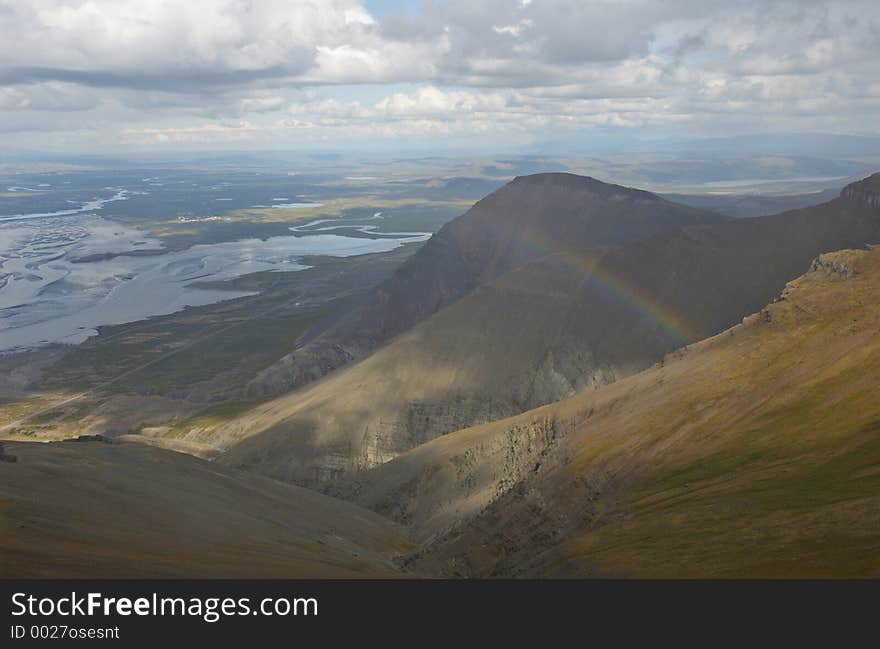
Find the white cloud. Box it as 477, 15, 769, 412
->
0, 0, 878, 149
0, 81, 96, 111
118, 121, 260, 145
237, 96, 286, 114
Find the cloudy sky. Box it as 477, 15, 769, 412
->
1, 0, 878, 153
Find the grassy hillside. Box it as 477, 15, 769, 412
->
347, 246, 880, 577
215, 175, 880, 488
0, 439, 410, 578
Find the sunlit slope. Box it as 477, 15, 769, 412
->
217, 176, 880, 488
0, 440, 409, 578
248, 173, 723, 396
352, 247, 880, 577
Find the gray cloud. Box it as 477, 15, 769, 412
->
0, 0, 878, 150
0, 64, 307, 92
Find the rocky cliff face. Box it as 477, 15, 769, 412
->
841, 173, 880, 209
331, 415, 568, 537
809, 251, 860, 277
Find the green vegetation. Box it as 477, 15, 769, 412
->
103, 313, 322, 394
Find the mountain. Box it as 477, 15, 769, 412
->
7, 245, 880, 578
662, 187, 842, 218
0, 438, 409, 578
213, 173, 880, 488
843, 172, 880, 207
246, 173, 723, 396
338, 246, 880, 577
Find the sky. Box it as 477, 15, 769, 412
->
1, 0, 878, 154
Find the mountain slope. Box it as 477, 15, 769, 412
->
0, 439, 409, 578
214, 174, 880, 487
247, 173, 723, 396
344, 246, 880, 577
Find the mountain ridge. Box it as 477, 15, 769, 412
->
246, 173, 723, 397
338, 245, 880, 577
213, 173, 880, 488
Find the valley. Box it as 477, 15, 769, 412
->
2, 164, 879, 579
5, 236, 880, 578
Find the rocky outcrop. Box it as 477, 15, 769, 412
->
70, 434, 112, 443
810, 251, 860, 277
841, 173, 880, 209
333, 415, 568, 536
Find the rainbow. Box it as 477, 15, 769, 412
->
475, 217, 699, 345
556, 250, 700, 344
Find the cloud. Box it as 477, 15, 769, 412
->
279, 84, 694, 141
0, 81, 96, 111
0, 0, 351, 89
0, 0, 878, 149
118, 121, 261, 145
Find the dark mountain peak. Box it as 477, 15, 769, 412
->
247, 173, 723, 398
510, 171, 603, 185
502, 172, 661, 202
464, 172, 718, 237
